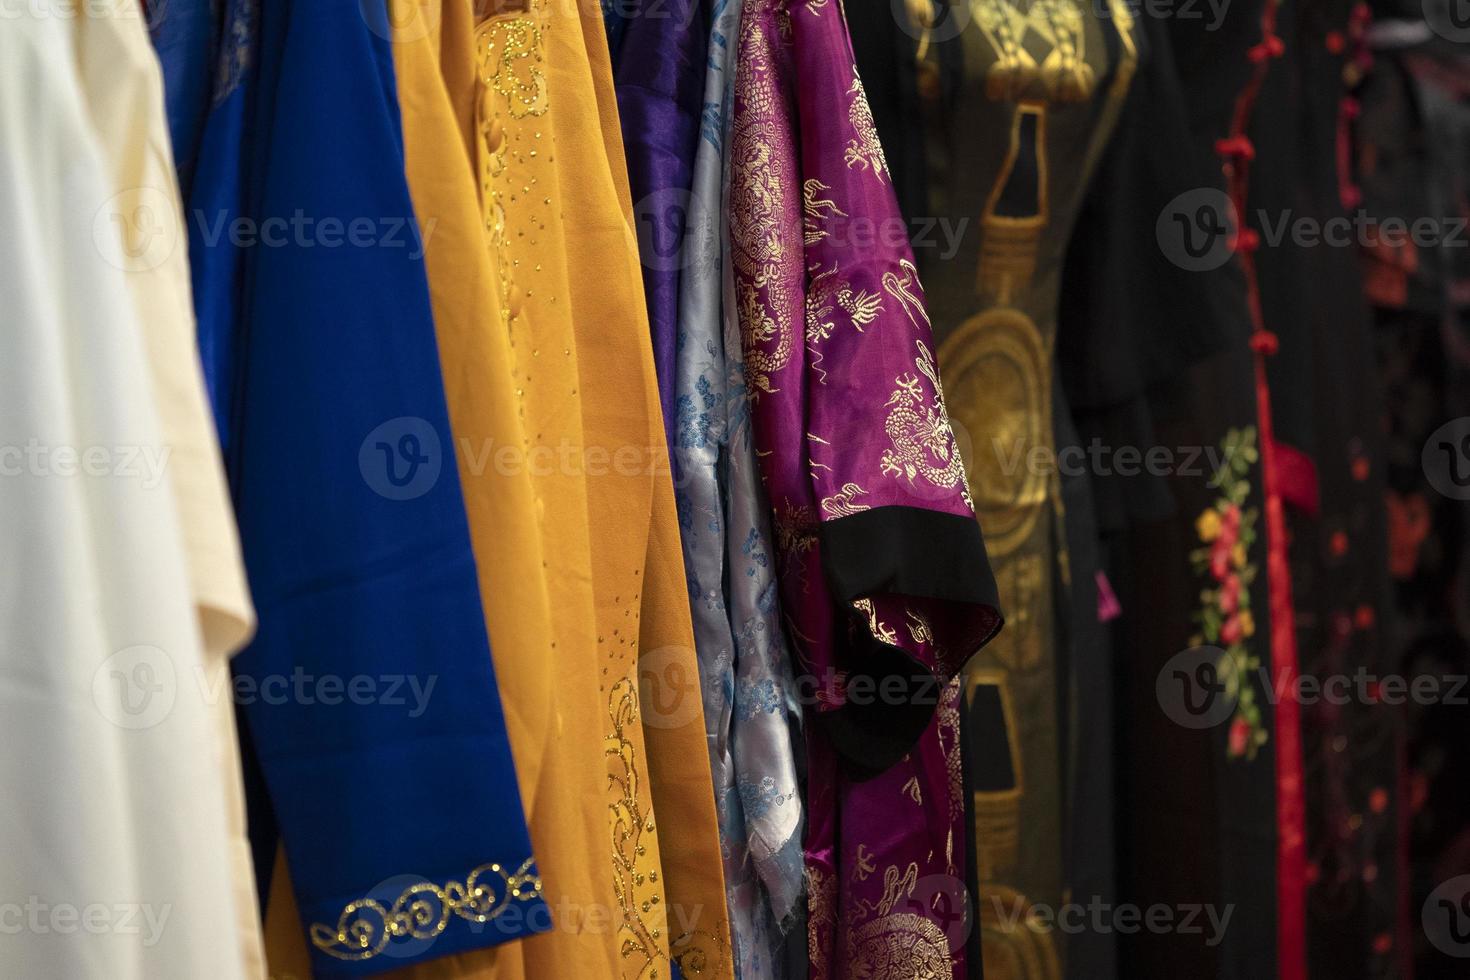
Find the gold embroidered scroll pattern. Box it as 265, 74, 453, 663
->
881, 258, 931, 331
802, 178, 846, 246
731, 16, 797, 395
820, 482, 871, 518
309, 858, 542, 962
670, 928, 730, 977
475, 0, 551, 356
852, 597, 899, 646
607, 676, 668, 979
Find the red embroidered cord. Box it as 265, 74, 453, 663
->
1214, 4, 1307, 978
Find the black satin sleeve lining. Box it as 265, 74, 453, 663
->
815, 505, 1004, 780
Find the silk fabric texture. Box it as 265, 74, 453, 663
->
151, 0, 552, 975
668, 0, 808, 975
265, 1, 735, 978
729, 2, 1003, 979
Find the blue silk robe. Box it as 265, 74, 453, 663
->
151, 3, 548, 976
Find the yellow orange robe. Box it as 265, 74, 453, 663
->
265, 2, 733, 978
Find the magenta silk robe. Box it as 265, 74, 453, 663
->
729, 1, 1004, 977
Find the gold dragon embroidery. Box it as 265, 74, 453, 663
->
806, 264, 883, 345
731, 17, 798, 395
844, 71, 889, 178
880, 341, 969, 495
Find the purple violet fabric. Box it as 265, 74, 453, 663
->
611, 0, 710, 442
729, 0, 1004, 977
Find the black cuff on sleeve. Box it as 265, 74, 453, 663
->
814, 506, 1003, 779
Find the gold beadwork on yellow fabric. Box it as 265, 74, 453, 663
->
607, 676, 667, 979
475, 1, 550, 347
308, 858, 541, 962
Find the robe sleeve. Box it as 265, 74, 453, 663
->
188, 3, 549, 975
735, 0, 1003, 776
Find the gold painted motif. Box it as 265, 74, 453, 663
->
938, 308, 1049, 558
937, 677, 965, 833
875, 862, 920, 916
968, 0, 1094, 103
881, 258, 930, 330
906, 607, 936, 647
966, 670, 1023, 880
978, 102, 1049, 304
978, 884, 1062, 980
309, 858, 542, 962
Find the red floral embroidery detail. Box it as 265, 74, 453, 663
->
1190, 427, 1266, 760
